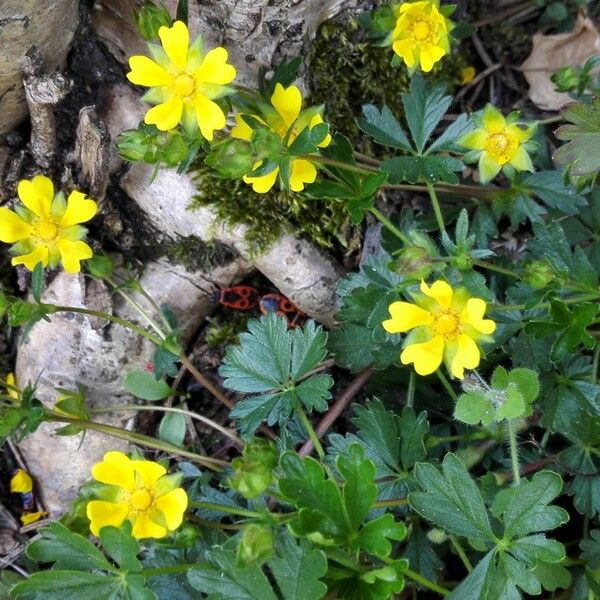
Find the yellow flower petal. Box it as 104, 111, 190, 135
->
11, 245, 49, 271
0, 208, 33, 242
392, 39, 416, 68
244, 166, 279, 193
194, 47, 236, 85
479, 151, 502, 184
193, 95, 226, 141
481, 105, 506, 133
158, 20, 189, 70
155, 488, 188, 530
20, 511, 47, 525
419, 43, 445, 72
132, 460, 166, 488
461, 298, 496, 335
401, 335, 444, 376
87, 500, 129, 536
17, 175, 54, 218
271, 84, 302, 128
289, 159, 317, 192
10, 469, 33, 493
231, 113, 253, 141
56, 239, 93, 273
127, 55, 172, 87
5, 373, 18, 399
145, 95, 184, 131
131, 513, 168, 539
459, 129, 486, 150
383, 301, 433, 333
420, 280, 453, 308
92, 451, 135, 491
309, 114, 332, 148
450, 333, 481, 379
60, 191, 97, 228
508, 146, 534, 172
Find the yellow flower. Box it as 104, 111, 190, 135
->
0, 176, 96, 273
382, 280, 496, 379
127, 20, 236, 140
231, 83, 331, 193
460, 66, 476, 85
4, 373, 18, 399
459, 104, 536, 183
21, 511, 47, 525
10, 469, 33, 493
86, 451, 188, 539
391, 1, 453, 72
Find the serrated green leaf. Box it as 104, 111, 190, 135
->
455, 391, 494, 425
31, 262, 44, 303
495, 384, 525, 420
402, 74, 451, 153
409, 454, 494, 541
506, 368, 540, 405
532, 561, 572, 592
268, 534, 327, 600
357, 513, 406, 558
356, 105, 412, 150
288, 123, 329, 155
581, 530, 600, 569
380, 154, 463, 184
10, 571, 121, 600
123, 370, 173, 401
99, 525, 141, 573
402, 523, 442, 582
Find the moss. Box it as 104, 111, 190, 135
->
165, 236, 236, 272
189, 167, 352, 257
204, 313, 250, 348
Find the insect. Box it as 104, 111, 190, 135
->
211, 286, 260, 311
259, 293, 307, 328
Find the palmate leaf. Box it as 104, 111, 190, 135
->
220, 314, 333, 437
410, 455, 569, 599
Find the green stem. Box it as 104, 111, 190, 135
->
591, 344, 600, 384
472, 259, 520, 279
426, 182, 446, 235
297, 406, 326, 460
90, 404, 242, 447
492, 291, 600, 312
436, 370, 457, 401
188, 500, 264, 519
369, 207, 411, 246
404, 567, 450, 597
46, 414, 226, 471
407, 371, 416, 409
372, 497, 408, 508
450, 535, 473, 572
53, 306, 163, 346
507, 419, 521, 485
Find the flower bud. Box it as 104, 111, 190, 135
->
551, 66, 580, 93
394, 246, 432, 280
452, 253, 474, 272
228, 439, 278, 499
523, 260, 554, 289
427, 528, 447, 545
236, 524, 273, 567
205, 139, 254, 178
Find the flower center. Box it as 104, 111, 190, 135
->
433, 310, 460, 336
35, 219, 60, 242
484, 131, 515, 162
130, 488, 152, 511
413, 19, 432, 42
173, 73, 195, 97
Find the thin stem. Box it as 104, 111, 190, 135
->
492, 291, 600, 312
302, 154, 379, 175
450, 535, 473, 573
407, 371, 416, 409
186, 513, 244, 530
472, 259, 520, 279
369, 207, 411, 246
538, 115, 562, 126
53, 306, 163, 346
507, 419, 521, 485
404, 567, 450, 597
436, 370, 457, 401
188, 500, 264, 519
106, 277, 166, 339
90, 404, 242, 447
591, 343, 600, 384
297, 406, 325, 460
426, 182, 446, 235
372, 497, 408, 509
46, 414, 227, 471
352, 150, 380, 166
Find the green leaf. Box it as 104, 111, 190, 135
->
187, 548, 277, 600
531, 561, 572, 592
268, 534, 327, 600
356, 105, 412, 151
10, 571, 121, 600
454, 391, 494, 425
357, 513, 406, 558
447, 552, 513, 600
153, 345, 180, 379
380, 155, 464, 184
123, 370, 173, 401
222, 314, 332, 436
402, 74, 451, 153
287, 123, 329, 155
495, 384, 525, 420
520, 171, 586, 215
493, 471, 568, 539
555, 97, 600, 176
507, 368, 540, 405
410, 454, 494, 541
99, 525, 141, 573
158, 412, 186, 447
31, 262, 44, 303
402, 523, 442, 583
581, 530, 600, 570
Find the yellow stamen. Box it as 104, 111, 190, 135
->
172, 73, 195, 97
35, 219, 59, 242
413, 20, 432, 41
433, 310, 460, 336
130, 489, 152, 511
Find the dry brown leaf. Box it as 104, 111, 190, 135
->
520, 14, 600, 111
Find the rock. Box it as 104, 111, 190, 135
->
17, 256, 252, 515
0, 0, 79, 135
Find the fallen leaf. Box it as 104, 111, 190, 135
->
520, 14, 600, 111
